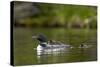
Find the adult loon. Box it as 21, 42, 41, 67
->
32, 34, 71, 51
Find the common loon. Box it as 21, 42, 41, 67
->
32, 34, 71, 51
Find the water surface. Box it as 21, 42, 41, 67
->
13, 27, 97, 65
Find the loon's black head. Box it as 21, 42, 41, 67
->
32, 34, 47, 42
32, 34, 47, 47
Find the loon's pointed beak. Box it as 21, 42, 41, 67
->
32, 36, 38, 39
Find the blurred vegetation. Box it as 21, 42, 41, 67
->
13, 1, 97, 29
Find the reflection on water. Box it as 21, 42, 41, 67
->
37, 48, 70, 64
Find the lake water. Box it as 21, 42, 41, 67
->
13, 27, 97, 66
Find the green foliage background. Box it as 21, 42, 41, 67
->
14, 2, 97, 28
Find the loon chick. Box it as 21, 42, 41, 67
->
32, 34, 71, 51
79, 43, 92, 48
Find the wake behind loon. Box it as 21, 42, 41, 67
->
32, 34, 71, 51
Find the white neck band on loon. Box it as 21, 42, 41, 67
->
40, 42, 47, 47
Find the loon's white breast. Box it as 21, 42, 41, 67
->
37, 42, 71, 51
36, 43, 71, 55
